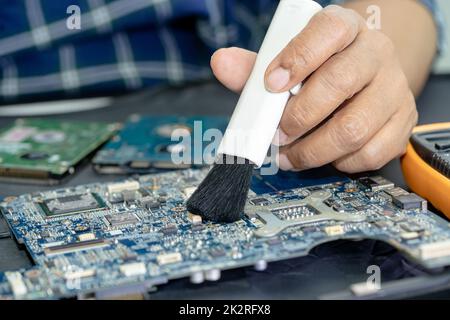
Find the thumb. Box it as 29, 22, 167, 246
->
211, 47, 257, 93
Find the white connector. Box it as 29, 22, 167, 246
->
217, 0, 322, 167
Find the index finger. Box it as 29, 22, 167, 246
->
264, 5, 366, 93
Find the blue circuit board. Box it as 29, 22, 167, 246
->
1, 168, 450, 299
92, 115, 229, 174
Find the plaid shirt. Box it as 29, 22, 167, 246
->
0, 0, 442, 102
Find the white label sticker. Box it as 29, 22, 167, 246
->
0, 127, 35, 142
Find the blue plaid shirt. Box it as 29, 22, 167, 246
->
0, 0, 442, 102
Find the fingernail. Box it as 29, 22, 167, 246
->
289, 83, 302, 96
277, 153, 294, 171
266, 67, 290, 92
272, 128, 289, 146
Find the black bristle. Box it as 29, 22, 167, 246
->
186, 155, 254, 223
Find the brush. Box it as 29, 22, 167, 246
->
187, 0, 322, 223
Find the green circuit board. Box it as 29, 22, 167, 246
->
0, 118, 118, 184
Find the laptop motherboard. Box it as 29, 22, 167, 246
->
1, 168, 450, 299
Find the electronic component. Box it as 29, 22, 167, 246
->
105, 213, 140, 228
358, 176, 394, 192
0, 118, 118, 184
157, 252, 182, 265
254, 260, 268, 271
43, 239, 109, 256
392, 193, 427, 212
122, 190, 137, 202
205, 269, 221, 281
401, 232, 420, 240
78, 233, 96, 242
187, 212, 202, 225
190, 272, 204, 284
92, 115, 228, 173
108, 193, 124, 204
2, 168, 450, 299
385, 187, 409, 198
119, 262, 146, 277
249, 198, 270, 206
160, 225, 178, 236
38, 193, 105, 217
324, 225, 345, 236
64, 269, 96, 281
141, 199, 160, 211
107, 181, 140, 194
5, 272, 27, 297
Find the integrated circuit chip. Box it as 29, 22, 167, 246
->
39, 193, 105, 217
358, 176, 394, 192
122, 190, 137, 202
392, 193, 427, 212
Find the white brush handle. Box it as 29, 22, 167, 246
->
217, 0, 322, 167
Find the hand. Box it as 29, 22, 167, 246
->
211, 5, 418, 173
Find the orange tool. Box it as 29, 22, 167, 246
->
401, 122, 450, 218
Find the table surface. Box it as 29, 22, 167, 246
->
0, 76, 449, 299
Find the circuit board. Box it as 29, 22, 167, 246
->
92, 115, 229, 174
0, 118, 118, 184
1, 168, 450, 299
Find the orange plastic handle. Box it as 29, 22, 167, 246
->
401, 122, 450, 218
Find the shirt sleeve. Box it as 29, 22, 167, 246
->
417, 0, 446, 53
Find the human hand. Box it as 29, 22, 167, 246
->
211, 5, 418, 173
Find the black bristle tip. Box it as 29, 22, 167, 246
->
186, 155, 254, 223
